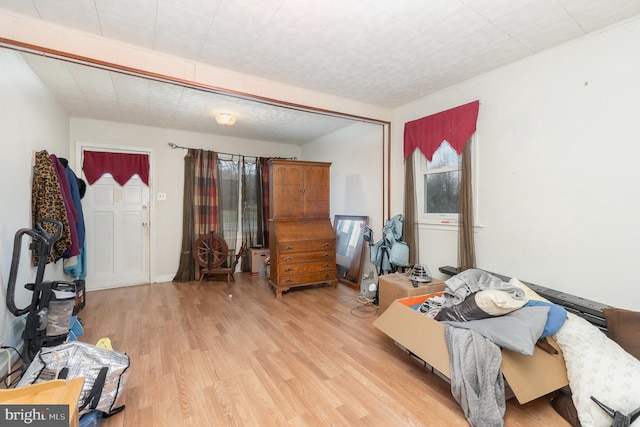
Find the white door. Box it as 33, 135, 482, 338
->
82, 173, 150, 290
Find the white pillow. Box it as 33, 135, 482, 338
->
474, 288, 528, 315
554, 315, 640, 427
508, 277, 550, 302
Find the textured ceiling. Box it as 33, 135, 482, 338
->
1, 0, 639, 144
17, 51, 358, 145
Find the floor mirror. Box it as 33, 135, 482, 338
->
333, 215, 368, 289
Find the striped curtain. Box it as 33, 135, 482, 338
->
174, 149, 218, 282
193, 149, 219, 237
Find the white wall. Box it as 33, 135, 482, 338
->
392, 17, 640, 310
303, 122, 385, 277
70, 118, 384, 284
70, 117, 302, 282
0, 50, 70, 348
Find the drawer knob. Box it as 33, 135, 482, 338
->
323, 243, 330, 248
285, 278, 293, 284
285, 268, 293, 272
323, 274, 331, 279
284, 245, 293, 250
323, 263, 329, 268
284, 256, 293, 262
323, 253, 330, 258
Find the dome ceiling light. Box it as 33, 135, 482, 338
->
215, 113, 236, 126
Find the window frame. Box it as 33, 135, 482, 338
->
413, 135, 479, 228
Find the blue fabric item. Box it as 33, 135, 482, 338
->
63, 165, 87, 279
71, 315, 84, 337
524, 300, 568, 337
79, 410, 103, 427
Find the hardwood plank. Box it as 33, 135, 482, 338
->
78, 273, 569, 426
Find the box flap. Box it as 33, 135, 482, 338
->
373, 296, 451, 378
500, 340, 568, 404
374, 297, 569, 404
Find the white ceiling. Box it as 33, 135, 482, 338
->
17, 51, 359, 145
2, 0, 640, 144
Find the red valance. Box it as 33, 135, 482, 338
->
82, 151, 149, 186
404, 100, 480, 160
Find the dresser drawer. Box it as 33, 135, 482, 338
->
278, 240, 335, 253
279, 271, 336, 286
278, 251, 334, 264
278, 260, 335, 276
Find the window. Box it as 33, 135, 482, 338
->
414, 137, 475, 224
216, 156, 264, 249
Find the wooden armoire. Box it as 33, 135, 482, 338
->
268, 159, 337, 299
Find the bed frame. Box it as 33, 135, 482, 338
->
438, 266, 612, 332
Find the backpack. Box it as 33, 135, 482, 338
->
366, 214, 410, 273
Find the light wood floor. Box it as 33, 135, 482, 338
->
79, 273, 569, 426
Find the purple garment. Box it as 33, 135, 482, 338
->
50, 154, 80, 258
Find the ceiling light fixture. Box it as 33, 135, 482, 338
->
215, 113, 236, 126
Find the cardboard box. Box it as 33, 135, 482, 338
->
373, 294, 569, 404
378, 273, 445, 313
249, 248, 269, 275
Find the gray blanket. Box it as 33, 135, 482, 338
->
443, 269, 524, 306
445, 324, 506, 427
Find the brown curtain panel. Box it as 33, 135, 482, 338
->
173, 149, 196, 282
404, 151, 419, 265
253, 159, 266, 247
260, 158, 270, 248
457, 140, 476, 271
240, 157, 262, 248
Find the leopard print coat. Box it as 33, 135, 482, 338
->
32, 150, 72, 264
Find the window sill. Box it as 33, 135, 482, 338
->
417, 220, 484, 232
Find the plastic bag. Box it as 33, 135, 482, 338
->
18, 341, 129, 416
389, 241, 410, 267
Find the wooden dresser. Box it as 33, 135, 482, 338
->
268, 159, 337, 298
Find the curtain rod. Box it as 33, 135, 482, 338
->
167, 142, 297, 160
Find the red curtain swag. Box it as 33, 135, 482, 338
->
82, 151, 150, 186
404, 100, 480, 160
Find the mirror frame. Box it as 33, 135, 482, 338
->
333, 215, 368, 289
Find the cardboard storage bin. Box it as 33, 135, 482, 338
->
249, 248, 269, 275
373, 294, 569, 404
377, 273, 445, 313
